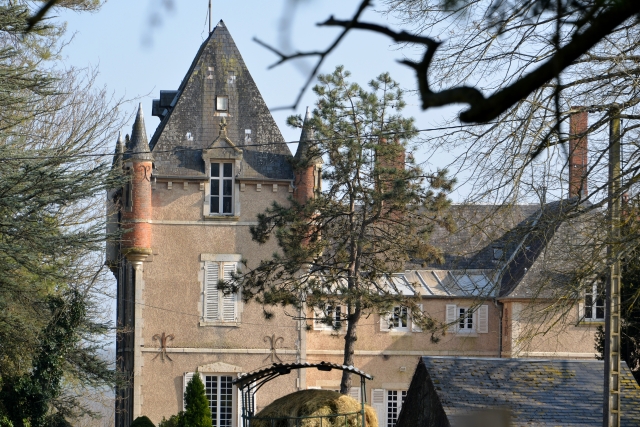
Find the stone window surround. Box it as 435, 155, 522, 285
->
199, 253, 243, 327
202, 155, 242, 220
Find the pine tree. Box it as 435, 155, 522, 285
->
230, 67, 453, 393
183, 373, 212, 427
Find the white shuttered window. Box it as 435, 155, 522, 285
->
445, 304, 489, 333
204, 261, 239, 323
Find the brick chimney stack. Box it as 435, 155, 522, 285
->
293, 107, 322, 204
122, 104, 154, 262
569, 108, 588, 198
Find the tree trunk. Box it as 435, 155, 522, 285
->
340, 302, 361, 394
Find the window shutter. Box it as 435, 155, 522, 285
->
446, 304, 457, 333
371, 389, 386, 427
204, 262, 219, 321
183, 372, 195, 410
380, 313, 390, 332
222, 263, 237, 322
313, 309, 325, 330
578, 302, 584, 320
411, 304, 424, 332
478, 305, 489, 333
349, 387, 361, 401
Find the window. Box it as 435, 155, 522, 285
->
387, 390, 407, 427
313, 305, 342, 330
584, 280, 605, 321
216, 96, 228, 111
445, 304, 489, 334
204, 261, 238, 323
390, 306, 408, 331
184, 373, 236, 426
210, 162, 234, 215
205, 375, 234, 427
458, 307, 474, 330
371, 389, 406, 427
492, 247, 504, 261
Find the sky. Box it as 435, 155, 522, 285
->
56, 0, 463, 188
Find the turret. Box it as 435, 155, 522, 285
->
106, 132, 125, 273
293, 107, 322, 204
121, 104, 154, 262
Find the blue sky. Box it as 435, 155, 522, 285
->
57, 0, 459, 165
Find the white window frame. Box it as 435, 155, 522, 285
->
313, 305, 343, 331
458, 307, 475, 332
445, 304, 489, 334
581, 281, 605, 321
389, 306, 409, 331
209, 161, 235, 216
203, 373, 236, 427
184, 372, 237, 427
371, 389, 406, 427
202, 259, 241, 325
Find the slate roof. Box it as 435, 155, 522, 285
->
148, 20, 293, 180
422, 204, 541, 270
420, 356, 640, 427
418, 200, 603, 300
124, 104, 153, 161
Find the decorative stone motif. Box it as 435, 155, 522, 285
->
152, 332, 175, 362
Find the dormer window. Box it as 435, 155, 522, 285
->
210, 162, 234, 214
216, 96, 228, 111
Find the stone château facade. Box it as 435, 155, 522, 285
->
107, 20, 603, 427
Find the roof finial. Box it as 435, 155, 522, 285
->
219, 117, 227, 135
208, 0, 212, 34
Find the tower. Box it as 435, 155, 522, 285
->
293, 107, 322, 204
112, 104, 153, 427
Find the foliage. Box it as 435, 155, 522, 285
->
183, 373, 212, 427
261, 0, 640, 126
228, 67, 453, 393
158, 413, 183, 427
0, 0, 121, 425
0, 289, 111, 427
131, 415, 156, 427
596, 246, 640, 383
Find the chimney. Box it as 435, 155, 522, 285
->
569, 108, 588, 198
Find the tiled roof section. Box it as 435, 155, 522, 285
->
420, 204, 540, 270
421, 356, 640, 427
125, 104, 153, 161
498, 200, 601, 299
149, 20, 293, 180
112, 132, 124, 170
293, 107, 322, 167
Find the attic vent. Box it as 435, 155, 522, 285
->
186, 132, 193, 141
228, 72, 236, 85
245, 129, 251, 143
207, 67, 214, 80
492, 247, 504, 261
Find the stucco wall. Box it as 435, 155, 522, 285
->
502, 300, 599, 358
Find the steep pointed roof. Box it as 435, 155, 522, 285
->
294, 107, 322, 167
112, 132, 125, 170
125, 104, 153, 161
149, 20, 292, 180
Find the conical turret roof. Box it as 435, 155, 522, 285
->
112, 131, 125, 170
294, 107, 322, 167
125, 104, 153, 161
